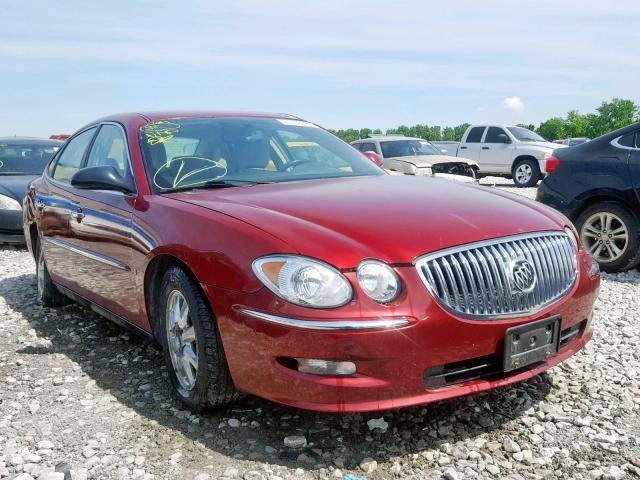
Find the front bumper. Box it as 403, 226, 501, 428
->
206, 253, 599, 412
0, 210, 25, 244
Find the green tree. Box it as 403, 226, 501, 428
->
594, 98, 638, 135
536, 117, 565, 141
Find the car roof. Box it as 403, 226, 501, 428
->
355, 136, 425, 142
0, 137, 63, 146
95, 111, 303, 124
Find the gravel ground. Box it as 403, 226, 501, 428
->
1, 180, 639, 480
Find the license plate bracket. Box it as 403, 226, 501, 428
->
503, 315, 561, 372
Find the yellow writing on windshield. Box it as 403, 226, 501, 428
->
141, 121, 181, 145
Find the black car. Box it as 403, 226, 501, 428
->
0, 137, 62, 244
537, 123, 640, 272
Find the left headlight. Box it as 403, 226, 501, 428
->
356, 260, 401, 303
416, 166, 433, 176
0, 194, 21, 211
540, 151, 552, 161
252, 255, 353, 308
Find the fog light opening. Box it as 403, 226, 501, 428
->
295, 358, 357, 376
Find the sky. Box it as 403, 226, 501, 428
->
1, 0, 639, 137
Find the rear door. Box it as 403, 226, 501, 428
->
458, 126, 485, 164
623, 130, 640, 204
66, 123, 139, 322
481, 126, 513, 173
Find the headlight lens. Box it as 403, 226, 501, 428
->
0, 194, 21, 211
417, 167, 433, 176
252, 255, 353, 308
356, 260, 401, 303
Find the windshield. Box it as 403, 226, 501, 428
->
0, 143, 60, 175
506, 127, 546, 142
139, 117, 383, 192
380, 139, 440, 158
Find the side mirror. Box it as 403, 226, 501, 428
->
71, 166, 135, 193
497, 134, 511, 143
362, 151, 384, 167
440, 148, 448, 155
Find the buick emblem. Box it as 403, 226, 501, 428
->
511, 259, 536, 293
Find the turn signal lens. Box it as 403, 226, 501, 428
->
253, 255, 353, 308
545, 155, 560, 174
357, 260, 401, 303
296, 358, 356, 376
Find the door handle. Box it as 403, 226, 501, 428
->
70, 209, 85, 222
36, 200, 45, 210
482, 147, 490, 150
460, 146, 467, 150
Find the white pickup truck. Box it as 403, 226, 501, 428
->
432, 125, 565, 187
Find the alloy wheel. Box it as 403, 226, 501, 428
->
580, 212, 629, 263
165, 290, 198, 392
515, 164, 532, 185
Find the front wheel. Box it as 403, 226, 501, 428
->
36, 246, 70, 307
159, 267, 238, 411
576, 202, 640, 272
512, 159, 541, 187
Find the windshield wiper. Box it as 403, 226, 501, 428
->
160, 179, 272, 194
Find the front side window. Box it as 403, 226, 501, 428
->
0, 143, 60, 175
465, 127, 485, 143
139, 117, 383, 193
506, 127, 546, 142
52, 128, 97, 182
380, 140, 440, 158
86, 124, 130, 178
484, 127, 510, 143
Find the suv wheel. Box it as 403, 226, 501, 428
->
512, 159, 541, 187
576, 202, 640, 272
36, 246, 70, 307
159, 267, 239, 411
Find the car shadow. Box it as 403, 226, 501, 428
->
0, 268, 553, 471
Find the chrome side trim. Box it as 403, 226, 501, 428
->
610, 135, 639, 151
238, 308, 409, 331
44, 237, 130, 271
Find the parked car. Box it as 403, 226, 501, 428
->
351, 136, 479, 183
433, 125, 566, 187
24, 112, 599, 412
0, 137, 62, 244
537, 123, 640, 272
560, 137, 590, 147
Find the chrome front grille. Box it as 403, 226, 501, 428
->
415, 232, 578, 319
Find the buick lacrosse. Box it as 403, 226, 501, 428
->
24, 112, 600, 412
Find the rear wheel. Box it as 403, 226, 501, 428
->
576, 202, 640, 272
36, 246, 70, 307
512, 159, 541, 187
159, 267, 238, 411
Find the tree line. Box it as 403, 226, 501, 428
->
330, 98, 639, 143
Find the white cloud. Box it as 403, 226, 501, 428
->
503, 97, 525, 114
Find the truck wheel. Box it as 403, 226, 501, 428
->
36, 246, 70, 307
159, 266, 239, 411
575, 202, 640, 272
512, 159, 541, 187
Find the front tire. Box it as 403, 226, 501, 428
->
512, 159, 541, 188
36, 246, 70, 307
576, 202, 640, 272
159, 267, 238, 411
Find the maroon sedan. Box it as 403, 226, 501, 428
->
24, 112, 600, 412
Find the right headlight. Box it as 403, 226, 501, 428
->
356, 260, 401, 303
0, 194, 21, 211
252, 255, 353, 308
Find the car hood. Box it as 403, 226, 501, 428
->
0, 175, 37, 201
169, 175, 567, 268
386, 154, 478, 167
517, 141, 567, 150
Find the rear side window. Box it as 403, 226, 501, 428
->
86, 124, 130, 177
484, 127, 508, 143
52, 128, 97, 183
359, 142, 377, 152
466, 127, 485, 143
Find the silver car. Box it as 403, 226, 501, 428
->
352, 136, 479, 183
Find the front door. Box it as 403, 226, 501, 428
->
480, 126, 514, 174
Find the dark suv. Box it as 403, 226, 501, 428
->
537, 123, 640, 272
